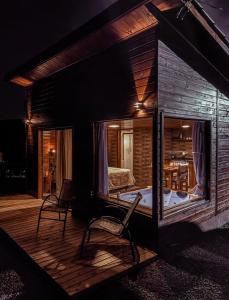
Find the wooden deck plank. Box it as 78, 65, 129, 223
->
0, 195, 157, 297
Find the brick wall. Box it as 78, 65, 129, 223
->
133, 128, 152, 187
107, 129, 119, 167
164, 129, 172, 161
164, 128, 192, 160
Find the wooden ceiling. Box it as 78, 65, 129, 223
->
164, 118, 193, 129
107, 117, 194, 129
107, 117, 152, 129
8, 0, 180, 87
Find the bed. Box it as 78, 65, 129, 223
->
119, 187, 195, 209
108, 167, 135, 190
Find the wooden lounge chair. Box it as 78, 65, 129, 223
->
80, 192, 142, 263
36, 179, 73, 236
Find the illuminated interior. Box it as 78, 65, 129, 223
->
41, 129, 73, 197
102, 117, 207, 214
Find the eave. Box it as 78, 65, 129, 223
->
5, 0, 180, 87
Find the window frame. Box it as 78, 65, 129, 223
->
94, 115, 155, 217
160, 113, 212, 220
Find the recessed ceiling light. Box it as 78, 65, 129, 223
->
108, 124, 120, 128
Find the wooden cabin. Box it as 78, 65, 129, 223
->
5, 0, 229, 248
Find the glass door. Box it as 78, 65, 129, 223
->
38, 128, 73, 198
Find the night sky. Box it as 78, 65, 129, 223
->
0, 0, 228, 120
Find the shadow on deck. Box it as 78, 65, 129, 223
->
0, 195, 157, 299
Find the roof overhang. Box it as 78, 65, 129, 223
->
5, 0, 180, 86
146, 1, 229, 97
5, 0, 229, 93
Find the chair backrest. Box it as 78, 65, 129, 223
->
122, 192, 142, 228
59, 179, 74, 205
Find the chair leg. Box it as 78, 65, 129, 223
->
132, 235, 140, 263
80, 227, 90, 258
127, 229, 139, 264
127, 229, 136, 262
36, 209, 42, 235
62, 211, 68, 237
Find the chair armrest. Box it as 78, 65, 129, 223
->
89, 216, 125, 228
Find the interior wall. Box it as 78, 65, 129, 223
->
164, 128, 192, 159
133, 127, 152, 187
42, 131, 56, 179
164, 129, 172, 161
171, 139, 192, 155
107, 129, 119, 167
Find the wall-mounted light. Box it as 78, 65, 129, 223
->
133, 102, 144, 111
181, 124, 190, 129
108, 124, 120, 128
25, 119, 33, 125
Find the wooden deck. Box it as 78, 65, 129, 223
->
0, 195, 157, 298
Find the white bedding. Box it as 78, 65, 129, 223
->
108, 167, 135, 190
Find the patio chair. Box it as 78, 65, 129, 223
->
36, 179, 74, 236
79, 192, 142, 263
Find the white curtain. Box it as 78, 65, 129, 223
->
56, 129, 72, 195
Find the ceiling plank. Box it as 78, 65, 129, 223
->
8, 0, 181, 86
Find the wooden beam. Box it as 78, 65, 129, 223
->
6, 0, 181, 87
145, 2, 229, 84
10, 76, 33, 87
187, 1, 229, 55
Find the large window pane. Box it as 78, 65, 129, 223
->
100, 118, 153, 214
163, 118, 207, 210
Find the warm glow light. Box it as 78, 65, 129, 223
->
25, 119, 32, 125
181, 124, 190, 128
108, 124, 120, 128
133, 102, 144, 111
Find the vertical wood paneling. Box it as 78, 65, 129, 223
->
27, 27, 158, 203
158, 41, 217, 225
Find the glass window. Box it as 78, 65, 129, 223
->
97, 118, 153, 214
163, 118, 208, 211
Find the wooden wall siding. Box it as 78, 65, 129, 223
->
217, 91, 229, 213
107, 129, 119, 168
30, 27, 157, 125
133, 127, 152, 187
26, 125, 38, 196
27, 28, 158, 201
25, 88, 38, 196
158, 41, 217, 225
